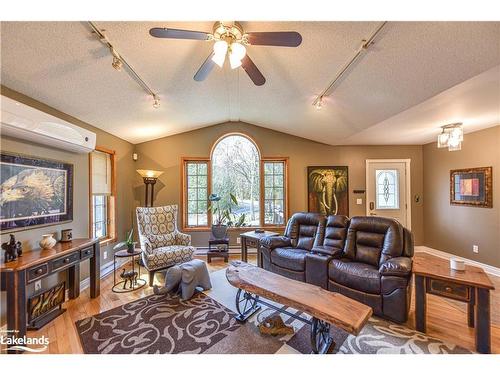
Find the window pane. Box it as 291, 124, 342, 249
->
92, 194, 107, 239
185, 161, 209, 227
375, 169, 399, 209
212, 135, 260, 226
263, 161, 286, 225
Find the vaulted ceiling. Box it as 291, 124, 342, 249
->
1, 21, 499, 145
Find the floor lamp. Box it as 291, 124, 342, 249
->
137, 169, 164, 207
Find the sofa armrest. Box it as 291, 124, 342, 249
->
311, 246, 343, 258
379, 257, 413, 277
175, 231, 192, 246
260, 236, 292, 250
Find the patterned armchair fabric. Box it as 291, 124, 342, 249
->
136, 205, 195, 271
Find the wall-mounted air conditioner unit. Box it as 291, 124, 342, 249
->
0, 95, 96, 153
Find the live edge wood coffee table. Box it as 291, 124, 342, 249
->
226, 261, 372, 354
413, 252, 495, 353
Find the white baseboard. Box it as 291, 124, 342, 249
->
79, 258, 127, 292
415, 246, 500, 278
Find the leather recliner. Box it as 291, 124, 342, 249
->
260, 212, 325, 281
260, 213, 413, 323
326, 216, 413, 323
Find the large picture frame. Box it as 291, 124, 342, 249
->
0, 152, 73, 232
307, 166, 349, 216
450, 166, 492, 208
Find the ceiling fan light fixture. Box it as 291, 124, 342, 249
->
229, 42, 246, 69
212, 40, 228, 67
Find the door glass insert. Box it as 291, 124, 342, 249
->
375, 169, 399, 209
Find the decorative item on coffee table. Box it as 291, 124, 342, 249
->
112, 248, 146, 293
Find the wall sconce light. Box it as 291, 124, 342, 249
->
437, 123, 463, 151
136, 169, 164, 207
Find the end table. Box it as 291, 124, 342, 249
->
112, 249, 147, 293
207, 235, 229, 263
413, 252, 495, 353
240, 230, 279, 266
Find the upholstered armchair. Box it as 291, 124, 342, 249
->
136, 205, 195, 286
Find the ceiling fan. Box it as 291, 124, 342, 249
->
149, 21, 302, 86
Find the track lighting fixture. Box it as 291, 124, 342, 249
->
153, 95, 160, 109
315, 96, 323, 110
312, 21, 387, 109
112, 55, 123, 71
88, 21, 160, 110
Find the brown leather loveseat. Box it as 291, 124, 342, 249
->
260, 212, 414, 323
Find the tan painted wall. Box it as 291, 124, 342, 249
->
423, 125, 500, 267
134, 121, 424, 247
0, 87, 136, 319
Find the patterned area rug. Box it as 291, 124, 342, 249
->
76, 269, 472, 354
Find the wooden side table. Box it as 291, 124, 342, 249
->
240, 230, 279, 266
413, 252, 495, 353
207, 235, 229, 263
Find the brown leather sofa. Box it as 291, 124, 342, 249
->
260, 212, 414, 323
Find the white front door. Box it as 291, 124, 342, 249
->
366, 160, 410, 228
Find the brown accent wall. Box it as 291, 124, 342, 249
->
423, 125, 500, 267
0, 87, 136, 314
133, 121, 424, 247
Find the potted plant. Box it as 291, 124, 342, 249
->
113, 228, 136, 254
209, 193, 246, 239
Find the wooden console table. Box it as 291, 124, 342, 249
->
0, 238, 100, 353
413, 252, 494, 353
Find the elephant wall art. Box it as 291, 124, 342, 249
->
307, 166, 349, 216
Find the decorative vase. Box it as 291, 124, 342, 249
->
211, 224, 228, 239
127, 242, 135, 254
39, 234, 57, 250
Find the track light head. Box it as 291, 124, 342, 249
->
153, 95, 160, 109
314, 96, 323, 110
112, 56, 123, 71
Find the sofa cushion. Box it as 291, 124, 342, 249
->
271, 247, 308, 271
329, 258, 381, 294
323, 215, 349, 250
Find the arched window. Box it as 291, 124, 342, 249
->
182, 133, 288, 229
211, 134, 260, 226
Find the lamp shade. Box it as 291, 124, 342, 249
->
136, 169, 164, 179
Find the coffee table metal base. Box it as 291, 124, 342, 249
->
234, 288, 334, 354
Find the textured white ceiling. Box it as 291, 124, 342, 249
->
1, 21, 499, 145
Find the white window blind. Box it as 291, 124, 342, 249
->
91, 151, 111, 195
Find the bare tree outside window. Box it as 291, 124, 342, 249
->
211, 135, 260, 226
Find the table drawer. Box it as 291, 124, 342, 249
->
245, 238, 259, 247
80, 247, 94, 260
50, 251, 80, 272
427, 279, 471, 302
27, 264, 49, 283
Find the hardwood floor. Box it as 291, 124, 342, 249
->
15, 254, 500, 354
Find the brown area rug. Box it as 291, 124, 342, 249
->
76, 269, 472, 354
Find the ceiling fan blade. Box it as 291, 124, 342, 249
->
194, 52, 216, 82
241, 55, 266, 86
149, 27, 210, 41
245, 31, 302, 47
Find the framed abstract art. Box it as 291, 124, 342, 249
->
450, 167, 492, 208
0, 152, 74, 232
307, 166, 349, 216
